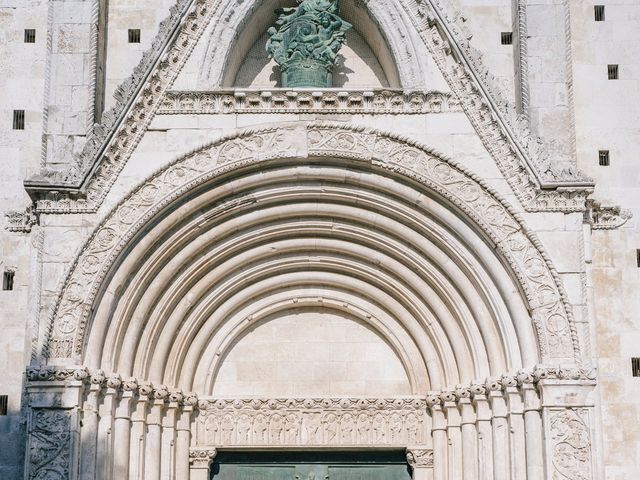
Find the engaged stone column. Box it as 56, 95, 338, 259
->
471, 382, 494, 480
189, 448, 217, 480
176, 395, 197, 479
113, 378, 137, 478
406, 447, 434, 480
427, 392, 447, 480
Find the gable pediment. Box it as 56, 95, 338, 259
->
20, 0, 594, 222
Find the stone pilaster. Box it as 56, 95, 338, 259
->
538, 374, 597, 480
25, 373, 86, 480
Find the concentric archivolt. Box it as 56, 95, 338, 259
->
46, 123, 579, 389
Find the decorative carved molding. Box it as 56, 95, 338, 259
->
158, 89, 462, 115
189, 448, 218, 467
549, 409, 593, 480
39, 124, 579, 362
406, 448, 434, 468
196, 398, 428, 447
5, 208, 38, 233
20, 0, 594, 218
406, 0, 592, 209
586, 200, 633, 230
26, 364, 597, 409
27, 409, 72, 480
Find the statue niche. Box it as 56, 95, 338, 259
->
266, 0, 352, 88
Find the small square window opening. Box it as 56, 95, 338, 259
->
599, 150, 610, 166
595, 5, 605, 22
24, 29, 36, 43
608, 64, 619, 80
0, 396, 7, 415
128, 29, 141, 44
3, 271, 15, 291
501, 32, 513, 45
12, 110, 24, 130
633, 358, 640, 377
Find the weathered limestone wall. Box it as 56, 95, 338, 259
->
0, 0, 638, 479
0, 2, 48, 478
569, 1, 640, 477
213, 310, 412, 397
103, 0, 175, 111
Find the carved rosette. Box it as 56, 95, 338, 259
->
196, 397, 427, 448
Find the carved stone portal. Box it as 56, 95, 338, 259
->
266, 0, 352, 87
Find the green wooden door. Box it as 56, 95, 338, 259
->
211, 451, 412, 480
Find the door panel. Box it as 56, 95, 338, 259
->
211, 451, 411, 480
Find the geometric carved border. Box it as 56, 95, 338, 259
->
45, 122, 579, 363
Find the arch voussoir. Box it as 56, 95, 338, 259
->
46, 122, 579, 366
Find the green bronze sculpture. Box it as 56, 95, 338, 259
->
266, 0, 352, 88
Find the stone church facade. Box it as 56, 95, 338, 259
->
0, 0, 638, 479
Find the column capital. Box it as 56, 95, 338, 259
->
406, 447, 434, 469
189, 448, 218, 469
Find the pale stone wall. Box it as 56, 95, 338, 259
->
213, 310, 411, 397
0, 2, 48, 478
103, 0, 175, 111
569, 1, 640, 477
0, 0, 639, 479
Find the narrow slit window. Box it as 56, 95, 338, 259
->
12, 110, 24, 130
636, 249, 640, 268
128, 29, 141, 44
3, 271, 14, 291
633, 358, 640, 377
24, 29, 36, 43
501, 32, 513, 45
608, 64, 619, 80
0, 396, 7, 415
595, 5, 605, 22
599, 150, 610, 166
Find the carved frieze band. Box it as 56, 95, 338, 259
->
26, 364, 597, 408
42, 124, 579, 361
158, 89, 462, 115
196, 398, 428, 448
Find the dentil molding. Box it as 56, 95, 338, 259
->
158, 89, 462, 115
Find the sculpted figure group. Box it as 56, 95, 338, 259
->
267, 0, 352, 87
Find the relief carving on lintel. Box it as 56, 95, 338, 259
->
196, 397, 428, 448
